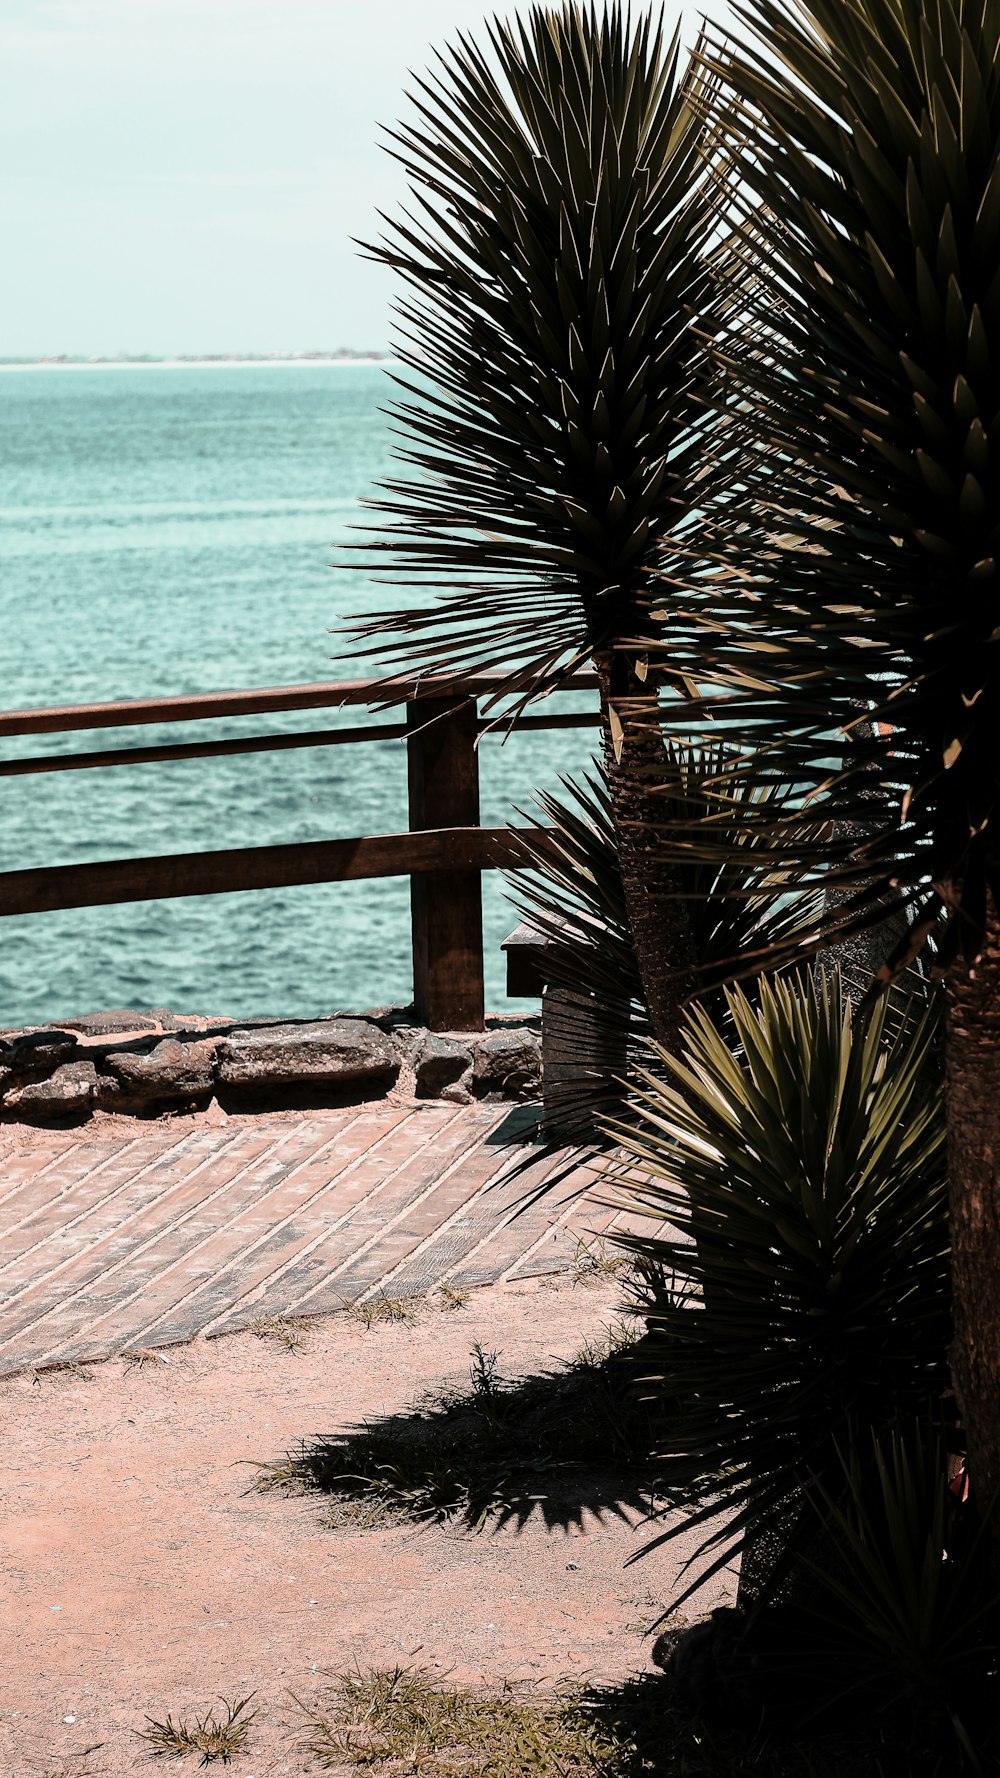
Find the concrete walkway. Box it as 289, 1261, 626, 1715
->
0, 1101, 635, 1376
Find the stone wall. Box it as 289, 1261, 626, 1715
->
0, 1007, 542, 1126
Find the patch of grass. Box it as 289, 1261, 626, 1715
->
433, 1282, 471, 1310
122, 1348, 173, 1370
30, 1359, 96, 1382
247, 1313, 314, 1352
132, 1693, 257, 1765
319, 1492, 414, 1531
245, 1319, 664, 1532
241, 1452, 311, 1495
572, 1316, 642, 1370
344, 1291, 422, 1329
287, 1664, 620, 1777
572, 1236, 632, 1282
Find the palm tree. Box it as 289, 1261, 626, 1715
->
346, 2, 736, 1049
658, 0, 1000, 1557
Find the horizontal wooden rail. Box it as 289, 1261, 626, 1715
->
0, 827, 556, 918
0, 711, 599, 779
0, 670, 602, 1030
0, 723, 410, 777
0, 670, 598, 738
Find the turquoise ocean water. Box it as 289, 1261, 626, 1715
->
0, 363, 599, 1028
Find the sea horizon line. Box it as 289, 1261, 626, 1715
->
0, 354, 395, 373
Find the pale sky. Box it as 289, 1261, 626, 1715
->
1, 0, 732, 356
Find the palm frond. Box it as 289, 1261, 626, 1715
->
605, 968, 949, 1613
649, 0, 1000, 969
341, 2, 730, 704
793, 1416, 1000, 1764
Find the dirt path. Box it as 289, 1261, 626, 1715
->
1, 1274, 733, 1777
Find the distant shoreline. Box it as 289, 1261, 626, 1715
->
0, 355, 393, 372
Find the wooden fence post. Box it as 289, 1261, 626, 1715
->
406, 695, 485, 1031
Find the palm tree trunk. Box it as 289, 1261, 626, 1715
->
816, 711, 910, 993
594, 655, 697, 1053
945, 888, 1000, 1566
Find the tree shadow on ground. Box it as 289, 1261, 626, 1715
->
589, 1613, 1000, 1777
576, 1665, 917, 1778
249, 1320, 670, 1533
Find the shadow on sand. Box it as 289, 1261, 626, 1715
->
250, 1320, 668, 1534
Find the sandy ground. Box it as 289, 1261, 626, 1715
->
0, 1273, 734, 1778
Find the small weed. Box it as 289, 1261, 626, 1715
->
320, 1492, 414, 1531
469, 1342, 502, 1398
572, 1236, 631, 1282
241, 1452, 312, 1494
30, 1359, 95, 1383
344, 1291, 422, 1329
247, 1313, 314, 1353
434, 1282, 470, 1311
623, 1591, 672, 1638
133, 1693, 257, 1765
123, 1348, 173, 1370
38, 1757, 106, 1778
573, 1316, 641, 1370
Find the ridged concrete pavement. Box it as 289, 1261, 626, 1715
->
0, 1101, 637, 1375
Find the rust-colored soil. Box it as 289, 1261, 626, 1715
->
0, 1275, 734, 1777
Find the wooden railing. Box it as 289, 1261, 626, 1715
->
0, 674, 600, 1031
